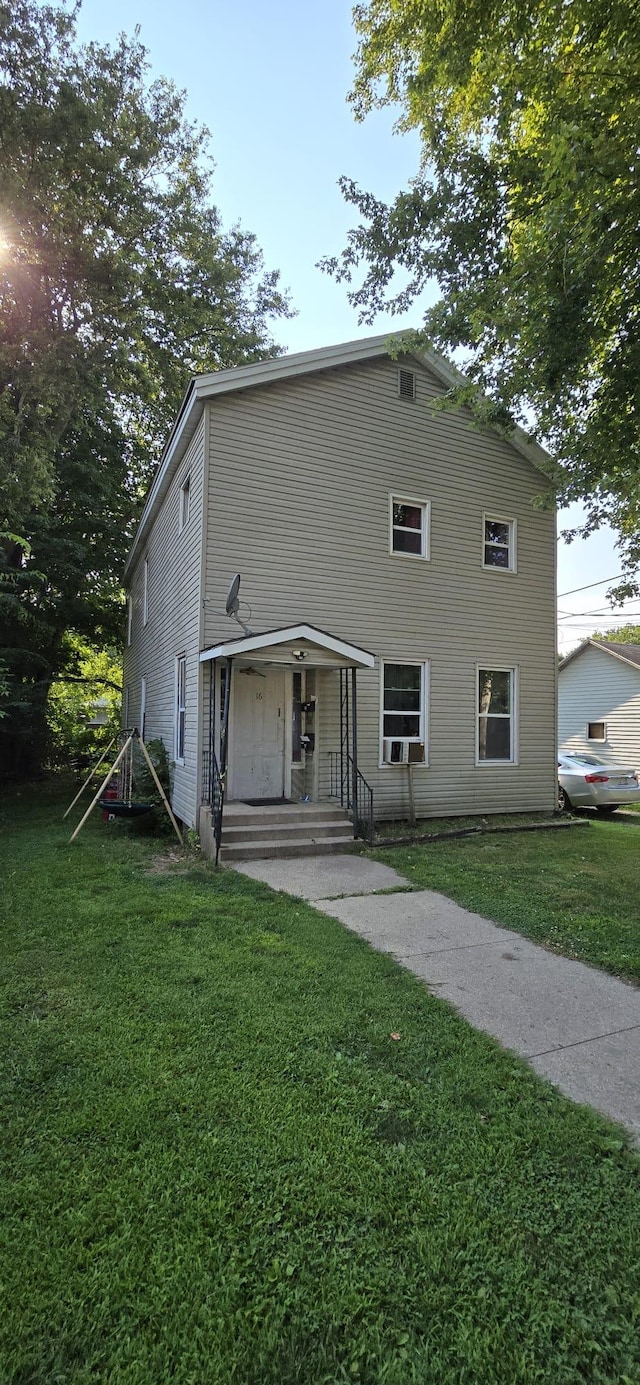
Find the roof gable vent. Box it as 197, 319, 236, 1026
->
398, 367, 416, 401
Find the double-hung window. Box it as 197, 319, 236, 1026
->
175, 655, 186, 764
483, 515, 516, 571
381, 661, 428, 762
477, 667, 517, 763
143, 558, 149, 625
180, 475, 191, 532
390, 496, 430, 559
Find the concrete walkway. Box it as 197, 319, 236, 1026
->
235, 854, 640, 1140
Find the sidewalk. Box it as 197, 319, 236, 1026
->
235, 854, 640, 1141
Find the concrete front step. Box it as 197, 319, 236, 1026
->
223, 802, 348, 829
222, 818, 354, 845
220, 834, 358, 863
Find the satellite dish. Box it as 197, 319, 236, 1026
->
225, 574, 241, 616
224, 573, 253, 637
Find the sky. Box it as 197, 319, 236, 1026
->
73, 0, 639, 653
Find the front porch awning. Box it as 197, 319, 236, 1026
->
199, 623, 375, 669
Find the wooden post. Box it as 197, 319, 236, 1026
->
69, 734, 133, 842
63, 734, 119, 820
137, 736, 184, 845
406, 762, 416, 828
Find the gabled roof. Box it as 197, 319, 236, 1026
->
125, 331, 552, 578
199, 623, 375, 669
559, 638, 640, 673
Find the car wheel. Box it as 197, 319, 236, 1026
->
558, 786, 572, 811
596, 805, 619, 814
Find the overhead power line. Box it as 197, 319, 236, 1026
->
557, 574, 624, 598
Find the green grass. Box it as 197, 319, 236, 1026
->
376, 816, 640, 983
1, 783, 639, 1385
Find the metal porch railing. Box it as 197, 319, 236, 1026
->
329, 750, 375, 845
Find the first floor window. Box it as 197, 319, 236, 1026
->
483, 515, 516, 571
292, 670, 303, 763
176, 655, 186, 762
382, 662, 426, 743
140, 677, 147, 740
477, 667, 516, 762
390, 496, 430, 558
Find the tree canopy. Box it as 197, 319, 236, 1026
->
325, 0, 640, 595
592, 624, 640, 644
0, 1, 291, 774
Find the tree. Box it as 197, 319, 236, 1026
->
592, 624, 640, 644
324, 0, 640, 595
0, 1, 291, 776
46, 634, 122, 769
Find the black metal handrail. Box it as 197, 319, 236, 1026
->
201, 741, 226, 865
210, 747, 225, 865
329, 750, 374, 845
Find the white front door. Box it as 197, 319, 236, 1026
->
230, 667, 286, 800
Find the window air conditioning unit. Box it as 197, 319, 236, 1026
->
383, 740, 425, 765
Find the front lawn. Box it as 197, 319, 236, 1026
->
377, 817, 640, 983
1, 785, 639, 1384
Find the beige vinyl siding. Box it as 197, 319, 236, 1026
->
203, 356, 557, 818
123, 418, 205, 826
559, 646, 640, 772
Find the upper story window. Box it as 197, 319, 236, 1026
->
143, 558, 149, 626
127, 596, 133, 646
477, 667, 517, 764
390, 496, 430, 559
179, 474, 191, 532
483, 515, 516, 571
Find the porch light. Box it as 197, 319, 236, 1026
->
292, 649, 307, 660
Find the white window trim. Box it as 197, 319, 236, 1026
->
127, 596, 133, 646
179, 474, 191, 533
140, 677, 146, 740
389, 494, 431, 561
175, 654, 186, 765
475, 664, 519, 766
124, 685, 130, 728
482, 513, 517, 574
587, 721, 607, 742
143, 557, 149, 626
379, 658, 430, 767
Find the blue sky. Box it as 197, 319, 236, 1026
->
74, 0, 638, 649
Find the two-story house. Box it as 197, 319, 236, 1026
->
123, 334, 557, 860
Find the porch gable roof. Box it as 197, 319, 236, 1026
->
199, 623, 375, 669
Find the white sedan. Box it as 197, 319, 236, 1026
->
558, 751, 640, 813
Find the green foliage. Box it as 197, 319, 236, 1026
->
132, 736, 172, 804
592, 624, 640, 645
1, 785, 639, 1383
326, 0, 640, 594
46, 634, 122, 769
0, 2, 291, 776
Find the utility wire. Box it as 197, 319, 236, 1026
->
557, 574, 624, 598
